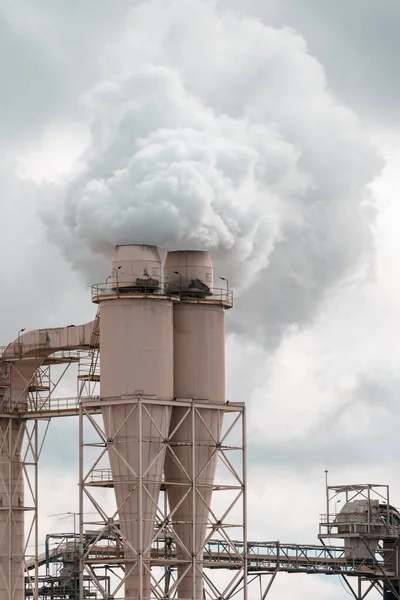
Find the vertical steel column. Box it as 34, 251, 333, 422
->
8, 417, 12, 600
242, 406, 248, 600
138, 398, 143, 600
191, 402, 196, 600
34, 422, 39, 600
79, 404, 84, 600
325, 471, 329, 533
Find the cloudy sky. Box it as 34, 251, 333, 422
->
2, 0, 400, 598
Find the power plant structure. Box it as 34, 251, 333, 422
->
0, 243, 399, 600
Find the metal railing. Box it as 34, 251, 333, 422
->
91, 281, 233, 307
0, 345, 83, 361
319, 513, 400, 537
27, 396, 83, 413
39, 531, 391, 577
152, 538, 387, 575
0, 342, 50, 359
89, 469, 112, 483
0, 395, 100, 415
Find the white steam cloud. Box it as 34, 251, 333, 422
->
42, 0, 383, 346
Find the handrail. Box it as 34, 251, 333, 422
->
0, 346, 91, 361
319, 513, 397, 533
35, 533, 389, 576
91, 281, 233, 307
0, 395, 100, 414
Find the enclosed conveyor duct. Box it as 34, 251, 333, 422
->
95, 244, 174, 600
0, 321, 95, 600
164, 250, 232, 600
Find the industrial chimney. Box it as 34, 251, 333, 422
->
97, 244, 174, 600
164, 250, 229, 599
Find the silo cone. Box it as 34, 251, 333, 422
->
163, 251, 227, 600
97, 245, 173, 600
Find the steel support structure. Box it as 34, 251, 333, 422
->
79, 396, 247, 600
1, 341, 399, 599
0, 346, 92, 600
318, 483, 400, 600
21, 418, 51, 600
0, 362, 53, 600
252, 571, 384, 600
29, 534, 400, 599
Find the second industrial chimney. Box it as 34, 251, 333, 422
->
164, 250, 229, 599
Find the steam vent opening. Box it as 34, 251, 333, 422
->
111, 244, 161, 292
164, 249, 213, 296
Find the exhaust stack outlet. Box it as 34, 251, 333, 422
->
111, 244, 161, 292
164, 250, 213, 296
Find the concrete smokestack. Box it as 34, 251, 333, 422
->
97, 244, 173, 600
164, 250, 228, 599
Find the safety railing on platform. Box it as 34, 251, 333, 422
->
151, 538, 387, 575
89, 469, 113, 483
27, 395, 83, 413
0, 342, 51, 359
0, 345, 82, 361
91, 281, 233, 307
0, 395, 100, 415
319, 513, 399, 538
34, 528, 392, 579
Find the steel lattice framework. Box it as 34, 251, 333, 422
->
79, 392, 247, 600
0, 341, 399, 599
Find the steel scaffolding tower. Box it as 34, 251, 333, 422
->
79, 392, 247, 600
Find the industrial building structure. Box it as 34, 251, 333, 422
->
0, 244, 399, 599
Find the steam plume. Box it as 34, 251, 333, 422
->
43, 0, 383, 346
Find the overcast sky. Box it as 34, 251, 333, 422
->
2, 1, 400, 598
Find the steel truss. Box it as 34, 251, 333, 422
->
1, 338, 399, 599
0, 345, 95, 600
318, 483, 400, 600
79, 395, 247, 600
0, 351, 71, 600
0, 411, 51, 600
30, 534, 400, 599
244, 541, 390, 600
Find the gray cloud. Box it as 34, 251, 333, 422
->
0, 162, 95, 343
221, 0, 400, 125
0, 16, 61, 144
0, 0, 143, 340
39, 0, 383, 350
249, 371, 400, 470
0, 0, 135, 148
